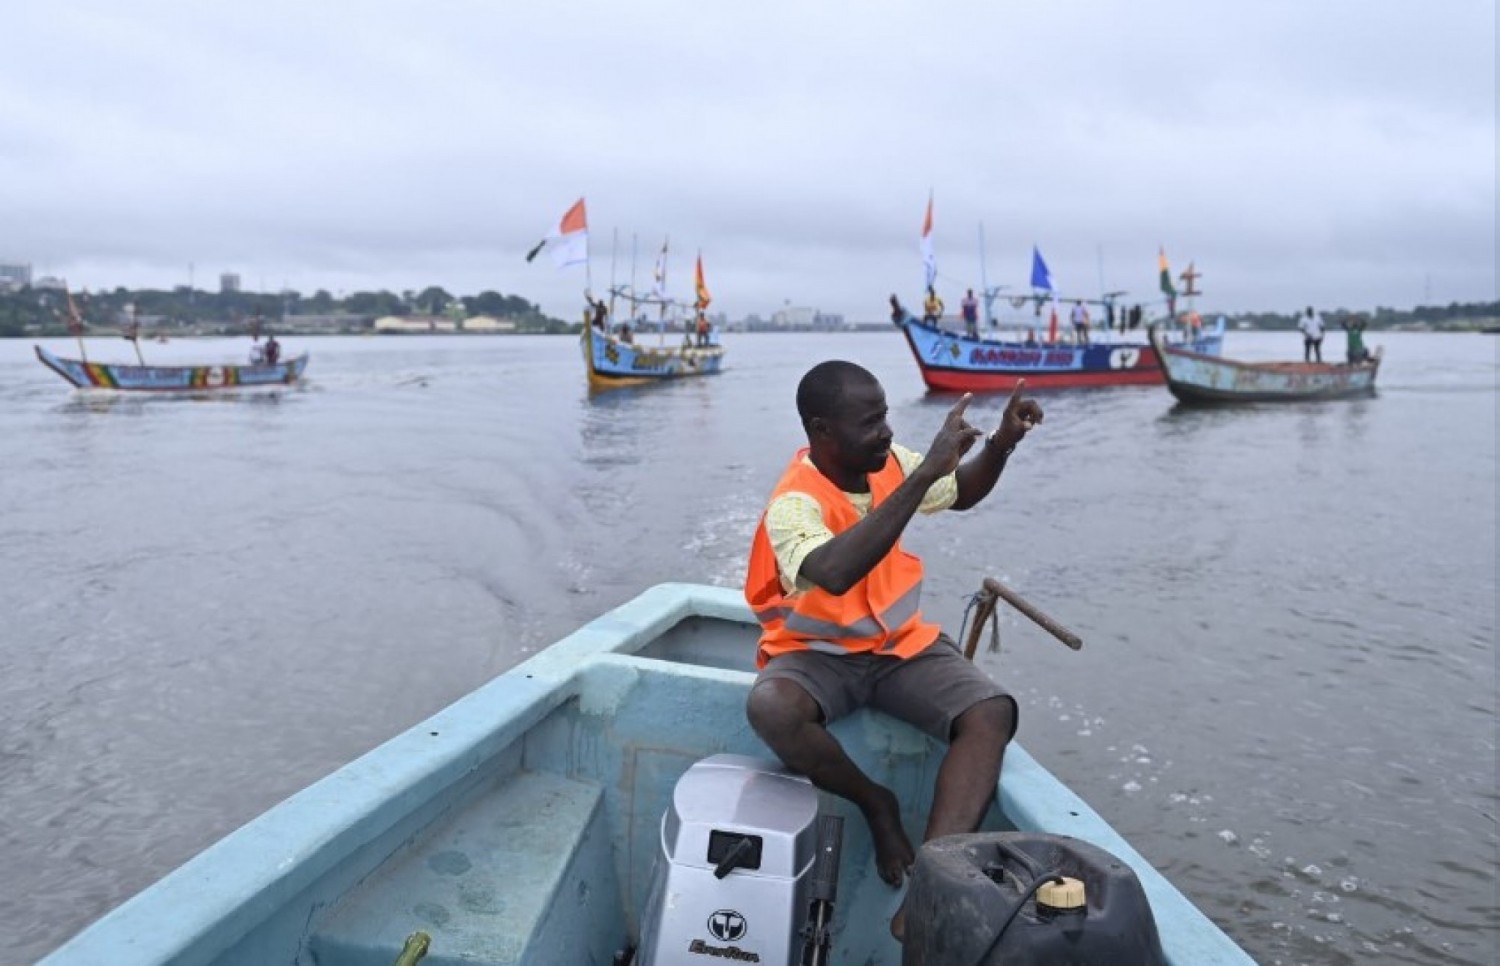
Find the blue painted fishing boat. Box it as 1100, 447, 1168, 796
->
35, 344, 309, 391
40, 583, 1251, 965
896, 314, 1225, 392
1149, 326, 1381, 404
581, 326, 725, 390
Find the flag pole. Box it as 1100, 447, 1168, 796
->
609, 227, 619, 320
128, 303, 144, 364
585, 220, 593, 299
658, 235, 669, 347
66, 287, 88, 362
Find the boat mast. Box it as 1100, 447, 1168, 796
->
126, 302, 144, 364
65, 285, 88, 362
609, 227, 619, 319
979, 222, 990, 328
978, 221, 1007, 330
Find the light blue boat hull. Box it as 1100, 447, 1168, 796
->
35, 344, 309, 391
42, 584, 1252, 966
1149, 327, 1381, 404
582, 329, 725, 388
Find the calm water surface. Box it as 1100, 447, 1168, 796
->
0, 331, 1495, 965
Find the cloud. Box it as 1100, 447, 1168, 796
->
1, 0, 1493, 319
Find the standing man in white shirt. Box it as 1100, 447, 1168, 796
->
1298, 306, 1325, 363
1070, 301, 1090, 344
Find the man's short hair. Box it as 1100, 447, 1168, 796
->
797, 360, 877, 426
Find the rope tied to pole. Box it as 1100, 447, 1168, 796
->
958, 577, 1084, 662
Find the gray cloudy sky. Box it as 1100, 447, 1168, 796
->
2, 1, 1494, 320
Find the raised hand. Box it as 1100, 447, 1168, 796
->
994, 379, 1044, 450
925, 393, 984, 476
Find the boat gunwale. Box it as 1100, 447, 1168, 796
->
40, 583, 1252, 966
1149, 326, 1382, 403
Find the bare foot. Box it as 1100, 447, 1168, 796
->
890, 900, 908, 942
861, 787, 914, 887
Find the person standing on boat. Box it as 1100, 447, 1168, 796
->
922, 287, 944, 326
590, 297, 609, 332
263, 333, 281, 365
960, 288, 979, 338
1070, 301, 1090, 344
1342, 315, 1371, 364
744, 360, 1043, 939
1299, 306, 1325, 363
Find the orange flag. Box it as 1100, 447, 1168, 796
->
694, 253, 711, 310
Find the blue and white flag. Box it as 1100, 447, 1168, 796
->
1030, 246, 1053, 292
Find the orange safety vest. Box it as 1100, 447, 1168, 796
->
744, 449, 941, 668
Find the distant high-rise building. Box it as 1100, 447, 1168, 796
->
220, 273, 241, 294
0, 262, 32, 290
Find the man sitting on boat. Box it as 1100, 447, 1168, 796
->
744, 360, 1043, 939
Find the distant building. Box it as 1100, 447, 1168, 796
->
770, 306, 819, 329
461, 315, 517, 333
282, 313, 365, 332
33, 276, 67, 291
220, 273, 241, 294
0, 262, 32, 290
374, 315, 456, 333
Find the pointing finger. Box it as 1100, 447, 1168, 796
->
949, 392, 973, 421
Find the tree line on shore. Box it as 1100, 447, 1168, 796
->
0, 285, 568, 338
1228, 301, 1498, 331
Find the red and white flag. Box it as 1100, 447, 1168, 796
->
525, 197, 589, 269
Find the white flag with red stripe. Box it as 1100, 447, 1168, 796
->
919, 192, 936, 290
525, 197, 589, 269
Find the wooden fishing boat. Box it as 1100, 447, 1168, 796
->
582, 326, 725, 389
896, 314, 1225, 392
35, 344, 309, 391
41, 583, 1251, 965
1149, 326, 1381, 404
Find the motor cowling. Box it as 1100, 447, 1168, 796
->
634, 754, 827, 966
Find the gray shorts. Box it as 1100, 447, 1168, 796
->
755, 633, 1016, 743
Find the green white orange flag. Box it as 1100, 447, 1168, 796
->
525, 198, 589, 269
694, 252, 711, 310
1158, 247, 1177, 298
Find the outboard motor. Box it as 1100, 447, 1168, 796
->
902, 832, 1165, 966
634, 754, 844, 966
